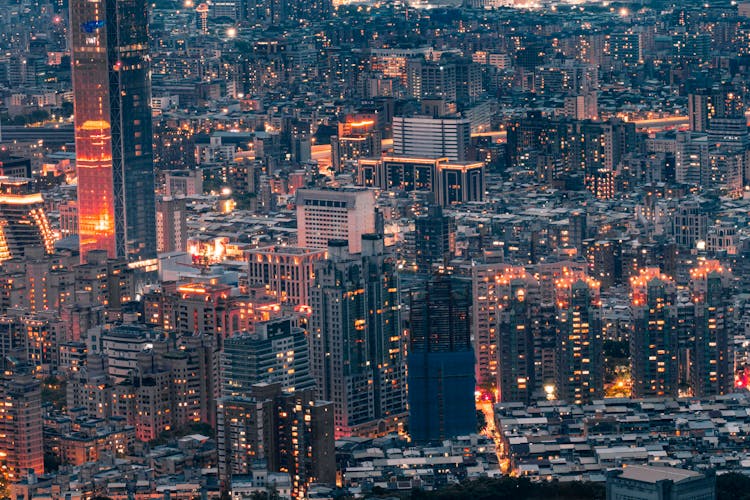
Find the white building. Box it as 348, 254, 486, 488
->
295, 188, 376, 254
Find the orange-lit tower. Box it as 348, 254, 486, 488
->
70, 0, 116, 258
630, 268, 679, 398
70, 0, 157, 262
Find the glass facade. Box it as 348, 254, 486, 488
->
71, 0, 156, 261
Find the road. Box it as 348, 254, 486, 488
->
478, 398, 511, 474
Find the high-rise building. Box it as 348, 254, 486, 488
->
564, 92, 598, 120
221, 317, 315, 397
393, 116, 471, 162
0, 178, 54, 261
455, 256, 504, 392
435, 161, 485, 206
408, 271, 476, 443
0, 367, 44, 481
74, 249, 136, 321
554, 273, 604, 404
195, 3, 209, 33
155, 196, 188, 254
413, 205, 455, 273
688, 88, 719, 132
675, 132, 710, 185
630, 268, 679, 398
309, 236, 407, 437
0, 153, 32, 178
672, 198, 709, 250
165, 170, 203, 197
70, 0, 157, 261
246, 246, 327, 307
688, 84, 745, 133
689, 261, 733, 397
406, 57, 458, 102
608, 32, 641, 65
497, 266, 540, 403
357, 155, 484, 207
296, 188, 376, 254
331, 115, 382, 172
217, 383, 335, 497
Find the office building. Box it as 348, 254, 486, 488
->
393, 116, 471, 162
435, 161, 485, 205
0, 178, 54, 261
309, 236, 407, 437
70, 0, 156, 261
246, 246, 326, 306
331, 115, 382, 171
630, 268, 679, 398
97, 323, 166, 382
408, 271, 476, 443
296, 188, 376, 254
358, 155, 484, 207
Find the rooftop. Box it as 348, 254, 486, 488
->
619, 465, 702, 484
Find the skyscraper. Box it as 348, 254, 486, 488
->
408, 270, 476, 443
413, 205, 455, 273
496, 266, 540, 404
309, 236, 407, 437
630, 268, 679, 398
554, 273, 604, 404
689, 261, 733, 397
70, 0, 157, 261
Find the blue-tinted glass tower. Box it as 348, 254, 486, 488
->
408, 271, 476, 443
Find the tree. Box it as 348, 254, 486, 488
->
476, 409, 488, 434
717, 472, 750, 500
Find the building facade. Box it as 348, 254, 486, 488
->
70, 0, 157, 261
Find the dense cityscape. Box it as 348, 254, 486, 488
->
4, 0, 750, 498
